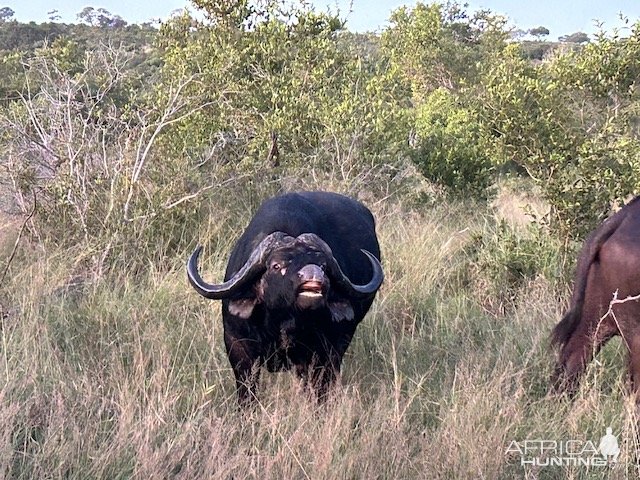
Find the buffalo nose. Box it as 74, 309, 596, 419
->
298, 264, 325, 282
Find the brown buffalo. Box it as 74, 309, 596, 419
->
552, 197, 640, 394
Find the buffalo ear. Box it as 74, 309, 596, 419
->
329, 301, 355, 322
228, 281, 264, 319
228, 298, 258, 319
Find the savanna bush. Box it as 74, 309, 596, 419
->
412, 88, 494, 199
463, 219, 563, 313
0, 40, 257, 275
157, 2, 409, 173
385, 2, 640, 239
480, 36, 640, 238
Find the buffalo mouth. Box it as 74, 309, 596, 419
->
297, 281, 325, 298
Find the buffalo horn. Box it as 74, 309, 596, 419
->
296, 233, 383, 297
187, 231, 292, 299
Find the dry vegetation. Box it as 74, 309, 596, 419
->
1, 182, 640, 479
2, 3, 640, 476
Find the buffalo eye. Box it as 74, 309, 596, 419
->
270, 262, 282, 271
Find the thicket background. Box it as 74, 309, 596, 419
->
1, 1, 640, 478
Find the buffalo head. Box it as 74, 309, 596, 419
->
187, 231, 383, 322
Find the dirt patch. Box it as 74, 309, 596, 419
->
491, 183, 549, 229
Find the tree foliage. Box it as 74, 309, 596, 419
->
382, 2, 509, 100
77, 7, 127, 28
155, 0, 408, 172
1, 0, 640, 254
412, 88, 494, 198
0, 6, 14, 22
560, 31, 590, 44
384, 2, 640, 237
528, 26, 549, 39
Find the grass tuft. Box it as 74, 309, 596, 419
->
1, 190, 639, 478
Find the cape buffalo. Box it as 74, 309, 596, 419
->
187, 191, 384, 405
552, 196, 640, 395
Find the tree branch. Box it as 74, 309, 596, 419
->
0, 191, 37, 285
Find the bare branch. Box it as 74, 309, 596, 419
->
123, 72, 218, 222
0, 191, 37, 285
162, 175, 249, 210
595, 289, 639, 353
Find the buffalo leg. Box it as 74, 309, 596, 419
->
233, 361, 261, 406
225, 336, 261, 406
554, 321, 615, 395
296, 336, 347, 401
296, 357, 339, 402
313, 331, 355, 400
312, 354, 341, 401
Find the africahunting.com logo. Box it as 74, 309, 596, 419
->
506, 427, 620, 467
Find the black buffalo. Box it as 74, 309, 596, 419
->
552, 197, 640, 395
187, 191, 384, 404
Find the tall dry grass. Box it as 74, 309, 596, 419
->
1, 189, 639, 479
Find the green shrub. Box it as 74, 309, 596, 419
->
412, 88, 494, 199
464, 219, 563, 312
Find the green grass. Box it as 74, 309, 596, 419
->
1, 191, 639, 479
